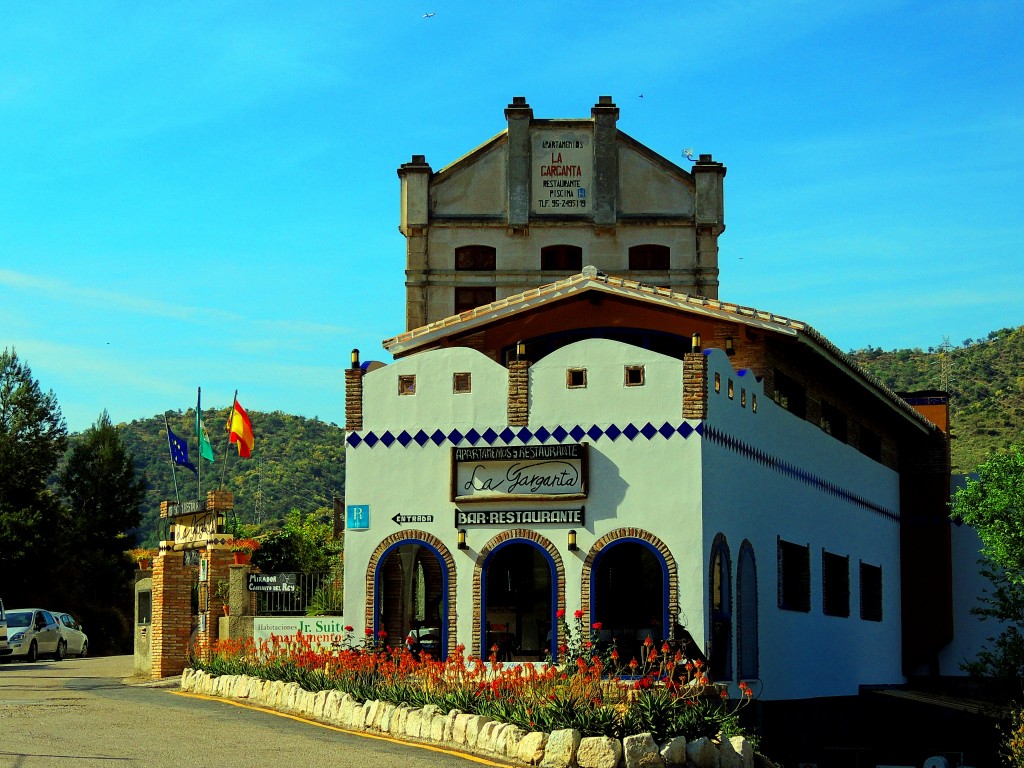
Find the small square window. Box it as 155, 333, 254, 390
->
714, 372, 721, 393
398, 375, 416, 396
567, 368, 587, 389
624, 365, 645, 387
453, 372, 472, 394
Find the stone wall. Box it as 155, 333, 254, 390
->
181, 669, 756, 768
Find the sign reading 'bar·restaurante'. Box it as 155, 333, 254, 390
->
455, 507, 585, 527
451, 444, 588, 502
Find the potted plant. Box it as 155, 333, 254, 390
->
215, 579, 230, 615
127, 547, 157, 570
229, 538, 261, 565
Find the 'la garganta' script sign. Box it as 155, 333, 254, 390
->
451, 444, 588, 503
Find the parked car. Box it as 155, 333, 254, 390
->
0, 598, 9, 657
54, 612, 89, 657
5, 608, 64, 662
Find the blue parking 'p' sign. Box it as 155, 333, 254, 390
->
347, 504, 370, 530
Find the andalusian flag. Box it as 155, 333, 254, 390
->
196, 388, 215, 463
228, 398, 255, 458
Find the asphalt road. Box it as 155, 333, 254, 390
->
0, 655, 508, 768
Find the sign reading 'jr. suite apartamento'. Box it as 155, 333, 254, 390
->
451, 444, 588, 503
531, 129, 592, 215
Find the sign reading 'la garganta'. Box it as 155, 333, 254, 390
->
451, 444, 588, 503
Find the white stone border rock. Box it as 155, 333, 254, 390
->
180, 669, 754, 768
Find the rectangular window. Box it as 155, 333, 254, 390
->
860, 562, 883, 621
454, 287, 496, 315
778, 538, 811, 613
453, 372, 472, 394
624, 365, 645, 387
859, 428, 882, 461
455, 245, 496, 270
773, 371, 806, 418
820, 402, 848, 443
566, 368, 587, 389
541, 245, 583, 271
628, 244, 670, 270
822, 551, 850, 617
398, 375, 416, 396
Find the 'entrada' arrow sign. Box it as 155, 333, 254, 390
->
392, 513, 434, 525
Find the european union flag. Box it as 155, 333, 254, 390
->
168, 427, 198, 474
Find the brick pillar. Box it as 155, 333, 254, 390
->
346, 368, 364, 431
507, 359, 530, 427
195, 547, 234, 661
150, 549, 193, 678
683, 353, 708, 420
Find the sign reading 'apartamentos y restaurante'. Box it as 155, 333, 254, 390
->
451, 444, 588, 502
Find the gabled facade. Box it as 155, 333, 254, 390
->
342, 268, 952, 700
398, 96, 726, 330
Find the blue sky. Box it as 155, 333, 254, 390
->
2, 1, 1021, 433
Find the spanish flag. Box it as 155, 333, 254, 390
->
228, 399, 255, 458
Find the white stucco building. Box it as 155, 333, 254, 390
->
342, 268, 951, 702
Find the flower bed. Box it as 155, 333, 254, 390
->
191, 628, 756, 749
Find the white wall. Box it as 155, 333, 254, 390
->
701, 349, 904, 700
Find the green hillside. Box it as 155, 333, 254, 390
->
849, 326, 1024, 473
119, 410, 346, 546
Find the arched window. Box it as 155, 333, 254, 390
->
592, 540, 668, 669
541, 245, 583, 271
482, 541, 555, 661
709, 534, 732, 682
737, 540, 759, 681
455, 245, 496, 270
628, 244, 670, 270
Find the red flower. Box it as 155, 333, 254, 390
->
406, 636, 415, 645
591, 622, 602, 631
364, 628, 373, 636
556, 609, 566, 619
378, 630, 388, 638
574, 609, 584, 619
719, 689, 729, 700
344, 626, 354, 632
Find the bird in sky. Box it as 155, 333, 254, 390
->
423, 11, 436, 17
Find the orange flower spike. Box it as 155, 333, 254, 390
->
643, 636, 654, 648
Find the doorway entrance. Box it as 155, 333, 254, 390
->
482, 541, 555, 662
377, 541, 446, 658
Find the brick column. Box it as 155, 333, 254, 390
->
507, 359, 530, 427
150, 549, 193, 678
683, 353, 708, 420
346, 368, 364, 431
195, 547, 234, 661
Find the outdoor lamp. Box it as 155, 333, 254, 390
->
351, 348, 360, 370
516, 340, 526, 360
568, 530, 578, 551
691, 332, 702, 354
458, 529, 468, 550
725, 337, 735, 356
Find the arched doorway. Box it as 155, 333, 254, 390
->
376, 541, 447, 658
482, 541, 555, 662
591, 540, 668, 666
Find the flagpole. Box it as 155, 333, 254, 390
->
196, 388, 202, 501
163, 413, 181, 505
220, 390, 238, 489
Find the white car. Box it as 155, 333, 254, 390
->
5, 608, 64, 662
54, 612, 89, 657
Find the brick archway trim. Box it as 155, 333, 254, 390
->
471, 529, 565, 659
581, 528, 679, 640
365, 530, 458, 658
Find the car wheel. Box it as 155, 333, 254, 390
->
54, 640, 66, 661
79, 640, 88, 658
27, 640, 38, 663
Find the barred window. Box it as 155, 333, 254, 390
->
778, 538, 810, 613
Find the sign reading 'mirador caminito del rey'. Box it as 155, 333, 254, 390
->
451, 444, 588, 503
